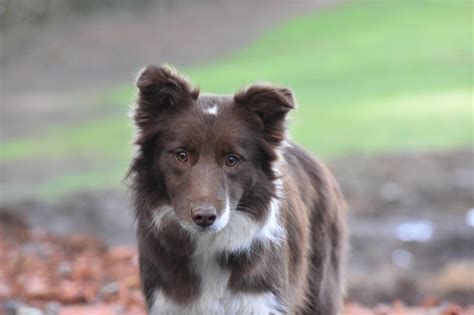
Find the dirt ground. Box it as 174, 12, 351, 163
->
3, 148, 473, 307
1, 219, 473, 314
331, 149, 474, 305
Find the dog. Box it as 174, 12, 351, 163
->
128, 65, 347, 314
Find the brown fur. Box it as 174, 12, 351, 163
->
128, 65, 347, 314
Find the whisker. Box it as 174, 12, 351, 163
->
235, 205, 260, 219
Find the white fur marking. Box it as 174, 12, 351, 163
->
149, 151, 288, 315
204, 104, 218, 115
211, 195, 230, 232
225, 292, 283, 315
151, 205, 174, 231
256, 150, 287, 246
257, 178, 286, 246
193, 211, 259, 256
150, 289, 282, 315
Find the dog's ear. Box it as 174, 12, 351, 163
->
134, 64, 199, 131
234, 84, 296, 145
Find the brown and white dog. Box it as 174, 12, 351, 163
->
128, 65, 347, 314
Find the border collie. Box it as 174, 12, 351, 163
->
129, 65, 347, 314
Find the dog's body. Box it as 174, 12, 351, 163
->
129, 65, 347, 314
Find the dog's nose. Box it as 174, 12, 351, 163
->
191, 207, 217, 228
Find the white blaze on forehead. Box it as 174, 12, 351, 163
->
203, 104, 219, 115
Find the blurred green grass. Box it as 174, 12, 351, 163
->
1, 0, 472, 199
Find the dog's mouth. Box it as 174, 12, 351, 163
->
176, 208, 230, 235
189, 224, 221, 234
179, 215, 229, 234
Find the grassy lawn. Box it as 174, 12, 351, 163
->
1, 0, 472, 199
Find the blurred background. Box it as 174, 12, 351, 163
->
1, 0, 473, 312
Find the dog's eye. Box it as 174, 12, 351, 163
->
225, 155, 240, 167
175, 150, 189, 162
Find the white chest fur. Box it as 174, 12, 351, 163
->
150, 251, 281, 315
150, 211, 283, 315
150, 182, 286, 314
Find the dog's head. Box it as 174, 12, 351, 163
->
130, 65, 295, 233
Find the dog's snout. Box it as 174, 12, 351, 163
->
191, 206, 217, 228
